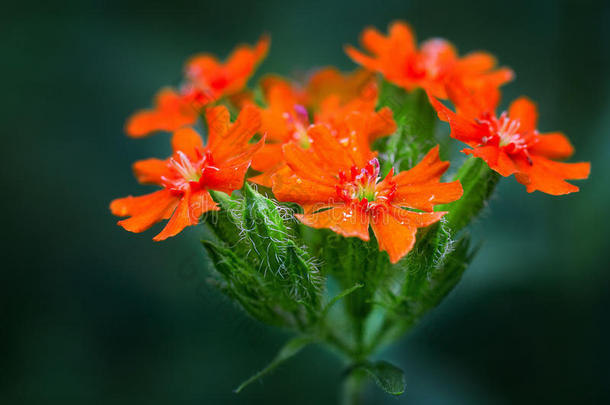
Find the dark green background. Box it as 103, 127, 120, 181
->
3, 0, 609, 403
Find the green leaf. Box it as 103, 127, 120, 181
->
242, 183, 292, 269
242, 184, 323, 309
202, 240, 287, 326
234, 336, 315, 393
282, 240, 324, 311
401, 222, 453, 300
439, 156, 500, 233
384, 230, 476, 336
357, 360, 406, 396
420, 235, 475, 306
376, 81, 437, 174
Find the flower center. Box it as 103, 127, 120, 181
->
496, 112, 524, 147
162, 150, 218, 193
337, 158, 381, 206
478, 112, 528, 153
171, 151, 202, 182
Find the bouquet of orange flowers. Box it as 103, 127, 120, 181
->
110, 21, 590, 401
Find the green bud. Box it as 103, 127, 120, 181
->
204, 184, 323, 329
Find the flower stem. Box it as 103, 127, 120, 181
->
341, 367, 366, 405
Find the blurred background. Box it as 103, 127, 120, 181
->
2, 0, 609, 403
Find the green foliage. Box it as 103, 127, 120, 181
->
199, 80, 501, 399
321, 283, 364, 319
234, 336, 315, 393
202, 240, 291, 327
354, 360, 406, 396
440, 156, 500, 233
402, 231, 474, 325
316, 232, 392, 354
203, 185, 323, 329
205, 191, 243, 248
369, 226, 475, 350
375, 80, 437, 174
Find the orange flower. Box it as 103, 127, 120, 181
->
247, 77, 309, 186
249, 74, 396, 187
430, 86, 590, 195
345, 21, 513, 99
305, 67, 375, 109
314, 82, 396, 144
111, 105, 262, 240
271, 120, 462, 263
126, 35, 269, 138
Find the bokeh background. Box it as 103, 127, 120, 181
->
3, 0, 609, 403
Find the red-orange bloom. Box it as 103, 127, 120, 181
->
250, 73, 396, 187
126, 35, 269, 138
430, 87, 590, 195
271, 122, 462, 263
345, 21, 513, 99
305, 67, 375, 109
111, 105, 262, 240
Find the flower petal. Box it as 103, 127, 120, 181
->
208, 104, 261, 163
125, 89, 198, 138
111, 189, 178, 233
394, 181, 463, 211
392, 145, 449, 185
172, 127, 204, 160
282, 142, 336, 186
372, 207, 445, 264
508, 97, 538, 132
223, 35, 270, 94
529, 132, 574, 160
251, 143, 284, 172
390, 207, 446, 227
188, 189, 219, 223
464, 145, 517, 177
515, 155, 590, 195
153, 191, 192, 241
296, 204, 370, 241
428, 96, 488, 144
132, 158, 169, 185
308, 124, 355, 170
152, 190, 219, 241
370, 208, 416, 264
271, 166, 336, 205
455, 52, 496, 74
204, 160, 251, 194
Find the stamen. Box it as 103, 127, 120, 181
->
478, 112, 528, 152
336, 158, 382, 207
162, 149, 218, 193
170, 151, 200, 182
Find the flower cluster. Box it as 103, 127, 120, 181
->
110, 21, 590, 397
112, 21, 589, 262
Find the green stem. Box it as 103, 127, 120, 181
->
324, 329, 356, 358
354, 315, 365, 356
366, 317, 393, 354
341, 367, 366, 405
